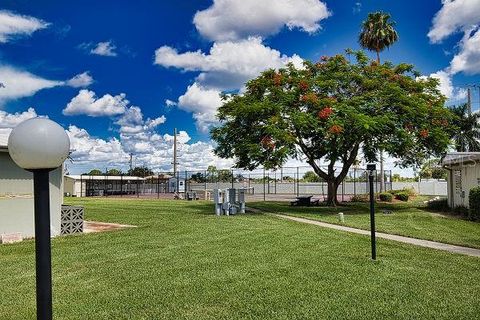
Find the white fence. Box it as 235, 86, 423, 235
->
189, 180, 447, 196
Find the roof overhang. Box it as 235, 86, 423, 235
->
442, 152, 480, 167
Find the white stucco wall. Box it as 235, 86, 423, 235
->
0, 151, 63, 239
446, 163, 480, 208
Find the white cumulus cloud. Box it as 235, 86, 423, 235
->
0, 10, 49, 43
63, 89, 129, 117
427, 0, 480, 43
66, 71, 94, 88
193, 0, 330, 41
0, 66, 94, 104
156, 37, 303, 131
0, 66, 62, 103
429, 0, 480, 76
418, 70, 466, 100
450, 27, 480, 75
0, 107, 38, 128
177, 83, 223, 132
90, 41, 117, 56
155, 37, 303, 90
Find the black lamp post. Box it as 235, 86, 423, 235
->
8, 118, 70, 320
366, 163, 377, 260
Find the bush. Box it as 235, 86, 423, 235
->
454, 205, 469, 218
351, 194, 369, 202
427, 198, 449, 211
395, 192, 409, 202
389, 187, 416, 197
378, 192, 393, 202
469, 187, 480, 221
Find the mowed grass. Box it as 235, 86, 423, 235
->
249, 198, 480, 249
0, 198, 478, 319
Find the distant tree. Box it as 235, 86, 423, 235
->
281, 175, 295, 182
303, 171, 322, 182
87, 169, 102, 175
205, 166, 234, 182
107, 168, 122, 176
392, 173, 401, 182
212, 51, 454, 206
450, 103, 480, 152
420, 158, 447, 180
392, 173, 417, 182
128, 166, 154, 177
190, 172, 206, 183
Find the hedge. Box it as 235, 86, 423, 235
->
469, 186, 480, 221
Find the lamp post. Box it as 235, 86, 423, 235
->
366, 163, 377, 260
8, 118, 70, 320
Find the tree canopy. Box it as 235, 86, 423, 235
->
128, 166, 154, 177
87, 169, 103, 176
212, 50, 454, 205
107, 168, 122, 176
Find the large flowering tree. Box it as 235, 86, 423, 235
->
211, 51, 454, 205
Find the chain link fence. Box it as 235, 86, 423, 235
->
67, 166, 393, 202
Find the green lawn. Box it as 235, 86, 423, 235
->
249, 198, 480, 249
0, 198, 479, 319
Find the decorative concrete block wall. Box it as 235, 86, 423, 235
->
61, 205, 84, 235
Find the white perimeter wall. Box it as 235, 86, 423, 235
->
189, 181, 448, 196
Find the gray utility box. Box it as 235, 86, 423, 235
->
61, 205, 84, 235
213, 188, 246, 215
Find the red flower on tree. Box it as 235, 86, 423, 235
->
299, 80, 309, 92
329, 124, 343, 134
318, 107, 333, 119
261, 136, 275, 149
419, 129, 429, 138
273, 73, 283, 86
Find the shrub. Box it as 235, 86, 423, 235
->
395, 192, 409, 202
469, 187, 480, 221
388, 187, 417, 197
454, 205, 469, 218
351, 194, 369, 202
402, 187, 417, 197
379, 192, 393, 202
427, 198, 449, 211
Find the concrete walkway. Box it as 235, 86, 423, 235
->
271, 213, 480, 258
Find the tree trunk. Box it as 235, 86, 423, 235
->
326, 179, 339, 206
376, 49, 380, 64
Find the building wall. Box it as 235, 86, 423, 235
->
447, 163, 480, 208
0, 152, 63, 238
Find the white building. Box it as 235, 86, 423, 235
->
64, 175, 145, 197
442, 152, 480, 208
0, 135, 64, 239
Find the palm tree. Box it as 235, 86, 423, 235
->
359, 12, 399, 63
359, 12, 399, 192
450, 104, 480, 152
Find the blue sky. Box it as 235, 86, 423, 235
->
0, 0, 479, 174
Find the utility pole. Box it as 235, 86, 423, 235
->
129, 153, 134, 171
172, 128, 178, 177
467, 87, 472, 115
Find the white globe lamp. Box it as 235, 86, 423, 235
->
8, 117, 70, 170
